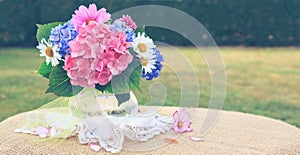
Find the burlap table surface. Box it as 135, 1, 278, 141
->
0, 106, 299, 154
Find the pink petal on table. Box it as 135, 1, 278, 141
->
189, 136, 204, 142
89, 143, 101, 152
164, 137, 178, 143
35, 126, 50, 135
185, 127, 193, 132
50, 127, 62, 137
39, 133, 48, 138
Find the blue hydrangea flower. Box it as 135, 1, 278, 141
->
142, 48, 164, 80
111, 20, 135, 42
49, 21, 78, 57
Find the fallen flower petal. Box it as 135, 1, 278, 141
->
164, 137, 178, 143
50, 127, 62, 137
189, 136, 204, 142
186, 127, 193, 132
39, 133, 48, 138
89, 143, 102, 152
35, 126, 50, 138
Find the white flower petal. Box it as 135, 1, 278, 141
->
132, 32, 156, 54
189, 136, 204, 142
46, 58, 50, 65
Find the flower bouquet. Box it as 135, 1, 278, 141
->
15, 4, 184, 153
14, 4, 196, 153
36, 4, 163, 98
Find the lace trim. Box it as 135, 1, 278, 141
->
75, 113, 172, 153
15, 112, 172, 153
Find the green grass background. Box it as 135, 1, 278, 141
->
0, 47, 300, 128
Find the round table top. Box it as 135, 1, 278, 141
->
0, 106, 299, 154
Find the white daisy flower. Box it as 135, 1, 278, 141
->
132, 32, 156, 55
137, 51, 157, 74
36, 38, 61, 66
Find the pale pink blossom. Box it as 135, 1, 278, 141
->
106, 31, 131, 54
64, 55, 77, 70
65, 23, 111, 87
65, 22, 133, 87
34, 126, 62, 138
119, 15, 137, 30
95, 68, 113, 85
35, 126, 50, 138
107, 52, 133, 75
72, 4, 111, 31
172, 108, 193, 133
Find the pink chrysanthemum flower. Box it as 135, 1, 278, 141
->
72, 3, 111, 31
119, 15, 137, 30
173, 108, 193, 133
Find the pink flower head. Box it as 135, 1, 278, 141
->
64, 55, 77, 70
95, 68, 113, 85
65, 22, 133, 87
119, 15, 137, 30
173, 108, 193, 133
72, 4, 111, 31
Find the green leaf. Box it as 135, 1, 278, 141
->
128, 64, 142, 91
37, 61, 52, 78
46, 63, 83, 97
110, 57, 142, 94
36, 22, 64, 42
128, 47, 138, 56
135, 25, 146, 35
95, 82, 113, 94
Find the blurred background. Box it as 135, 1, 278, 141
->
1, 0, 300, 46
0, 0, 299, 127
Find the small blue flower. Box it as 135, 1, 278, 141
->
124, 27, 135, 42
142, 48, 164, 80
49, 21, 78, 57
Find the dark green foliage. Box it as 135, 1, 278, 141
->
135, 25, 145, 35
0, 0, 299, 47
46, 63, 83, 97
95, 82, 113, 94
110, 58, 142, 94
95, 56, 142, 105
37, 61, 52, 78
95, 57, 142, 94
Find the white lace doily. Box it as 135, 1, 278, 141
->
15, 110, 173, 153
76, 110, 173, 153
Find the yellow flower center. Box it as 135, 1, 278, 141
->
86, 19, 93, 24
141, 57, 148, 66
178, 121, 183, 128
137, 43, 147, 53
45, 47, 54, 57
